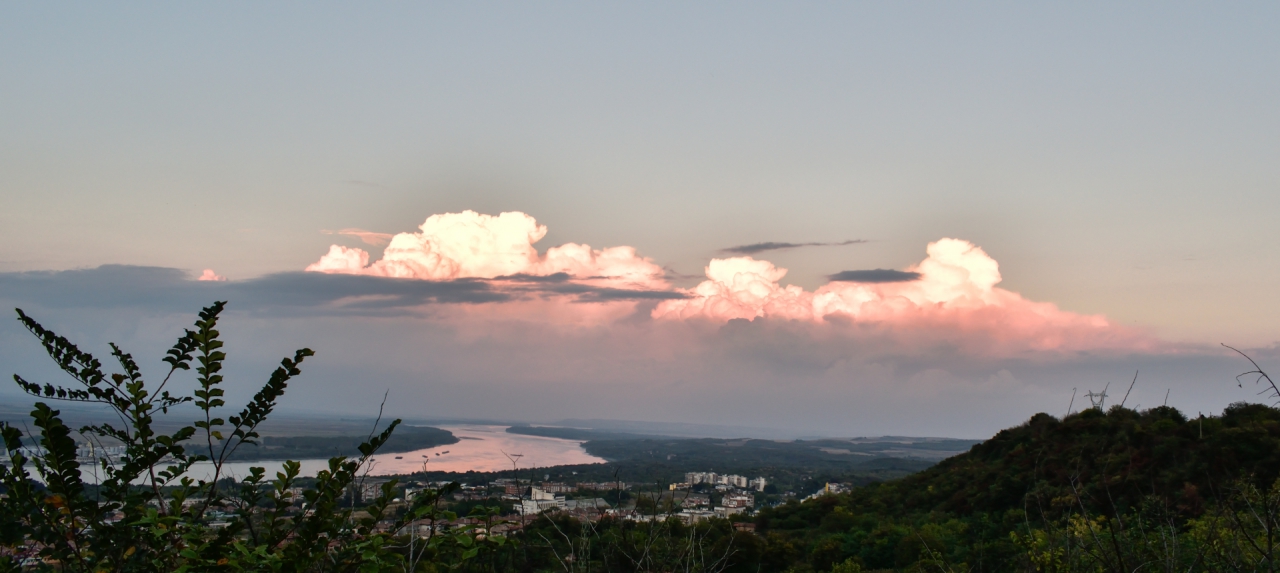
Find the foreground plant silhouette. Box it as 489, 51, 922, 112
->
0, 302, 471, 572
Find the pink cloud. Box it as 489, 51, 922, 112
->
304, 211, 1154, 354
306, 210, 666, 289
653, 238, 1154, 353
197, 269, 226, 282
306, 245, 370, 274
324, 228, 395, 246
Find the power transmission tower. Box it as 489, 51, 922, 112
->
1085, 383, 1110, 410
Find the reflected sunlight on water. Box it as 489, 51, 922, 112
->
179, 424, 606, 482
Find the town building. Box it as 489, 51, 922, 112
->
514, 487, 568, 515
358, 480, 389, 502
684, 472, 765, 490
721, 493, 754, 508
677, 509, 716, 524
578, 482, 630, 491
714, 506, 745, 518
564, 498, 611, 511
539, 482, 577, 493
679, 493, 711, 508
804, 482, 850, 501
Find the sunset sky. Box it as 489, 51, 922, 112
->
2, 3, 1278, 437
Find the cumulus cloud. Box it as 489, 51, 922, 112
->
2, 224, 1243, 435
307, 211, 667, 290
720, 239, 866, 255
197, 269, 226, 282
299, 212, 1158, 352
654, 238, 1154, 353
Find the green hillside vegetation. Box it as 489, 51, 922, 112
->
400, 455, 930, 506
415, 403, 1280, 572
505, 425, 667, 441
507, 425, 979, 465
580, 435, 974, 469
499, 426, 972, 495
755, 402, 1280, 571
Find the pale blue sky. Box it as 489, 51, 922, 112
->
2, 3, 1279, 435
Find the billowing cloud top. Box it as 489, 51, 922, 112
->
654, 238, 1151, 353
197, 269, 226, 282
300, 211, 1151, 353
307, 211, 666, 290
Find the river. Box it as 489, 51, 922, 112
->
180, 424, 606, 481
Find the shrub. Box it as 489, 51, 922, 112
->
0, 302, 468, 572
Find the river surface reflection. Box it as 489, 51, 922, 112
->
185, 425, 606, 481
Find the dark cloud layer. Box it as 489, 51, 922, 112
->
493, 272, 574, 283
0, 266, 684, 316
827, 269, 923, 283
720, 239, 866, 255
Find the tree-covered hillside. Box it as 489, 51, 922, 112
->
757, 402, 1280, 571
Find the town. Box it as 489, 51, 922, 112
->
326, 471, 815, 539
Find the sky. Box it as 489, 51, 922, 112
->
2, 3, 1279, 438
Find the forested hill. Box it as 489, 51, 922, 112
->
756, 403, 1280, 571
507, 424, 979, 466
845, 402, 1280, 517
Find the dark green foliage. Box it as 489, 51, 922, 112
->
0, 303, 478, 572
754, 402, 1280, 571
840, 403, 1280, 520
515, 513, 768, 573
581, 436, 950, 473
568, 435, 949, 495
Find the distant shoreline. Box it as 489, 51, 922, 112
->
220, 425, 460, 462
